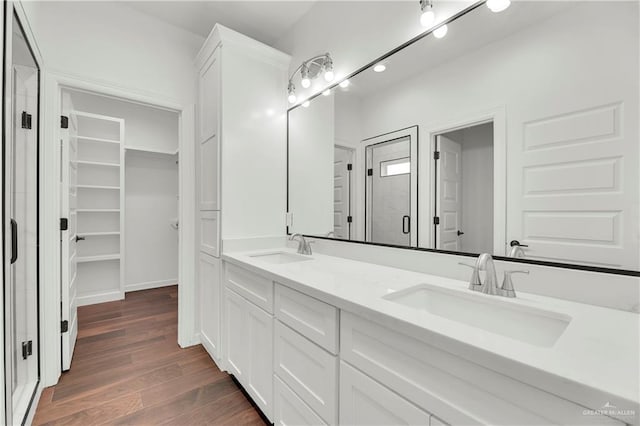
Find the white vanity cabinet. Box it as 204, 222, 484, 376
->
223, 263, 275, 420
199, 253, 221, 360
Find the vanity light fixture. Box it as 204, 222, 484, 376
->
419, 0, 436, 27
487, 0, 511, 13
433, 24, 448, 39
288, 53, 335, 103
373, 63, 386, 73
339, 79, 350, 88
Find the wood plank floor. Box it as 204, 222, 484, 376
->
33, 285, 267, 426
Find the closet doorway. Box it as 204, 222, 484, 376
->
59, 89, 180, 371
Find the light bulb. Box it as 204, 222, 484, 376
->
420, 9, 435, 27
302, 101, 310, 108
301, 77, 311, 89
288, 93, 297, 104
339, 79, 350, 88
324, 70, 335, 82
322, 89, 331, 96
487, 0, 510, 12
433, 24, 448, 39
373, 64, 386, 73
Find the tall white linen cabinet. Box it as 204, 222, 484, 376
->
195, 24, 290, 420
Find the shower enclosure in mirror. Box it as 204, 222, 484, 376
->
287, 0, 639, 274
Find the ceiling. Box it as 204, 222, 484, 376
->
122, 1, 317, 46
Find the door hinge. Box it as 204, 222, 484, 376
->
347, 163, 352, 171
433, 216, 440, 225
61, 320, 69, 333
60, 218, 69, 231
433, 151, 440, 160
21, 341, 32, 359
367, 168, 373, 176
347, 216, 353, 223
21, 111, 32, 129
61, 115, 69, 129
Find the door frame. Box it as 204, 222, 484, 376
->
2, 2, 45, 425
361, 126, 419, 247
420, 106, 506, 255
334, 143, 355, 240
41, 72, 196, 388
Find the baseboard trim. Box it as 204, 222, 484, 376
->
125, 279, 177, 293
76, 290, 123, 306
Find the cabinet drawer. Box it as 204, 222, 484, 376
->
275, 284, 339, 354
225, 263, 273, 313
340, 361, 431, 426
274, 376, 326, 426
341, 312, 624, 426
274, 321, 338, 424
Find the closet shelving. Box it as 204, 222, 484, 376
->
73, 110, 125, 304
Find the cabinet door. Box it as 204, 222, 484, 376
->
199, 48, 220, 142
199, 134, 219, 211
340, 361, 431, 426
246, 299, 274, 419
200, 210, 220, 257
224, 289, 248, 379
199, 253, 220, 360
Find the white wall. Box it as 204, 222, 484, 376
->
68, 90, 179, 152
275, 0, 474, 103
22, 1, 203, 105
288, 93, 335, 235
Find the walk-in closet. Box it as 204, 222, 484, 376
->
61, 90, 180, 309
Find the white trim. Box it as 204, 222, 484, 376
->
42, 72, 197, 388
76, 290, 123, 307
125, 279, 177, 293
420, 106, 507, 254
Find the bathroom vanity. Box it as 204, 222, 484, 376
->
206, 248, 638, 425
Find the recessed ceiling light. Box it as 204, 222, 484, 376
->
339, 79, 350, 88
322, 89, 331, 96
487, 0, 511, 13
302, 101, 310, 108
433, 25, 448, 39
373, 64, 386, 73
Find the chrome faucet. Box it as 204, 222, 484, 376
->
460, 253, 529, 298
289, 233, 313, 255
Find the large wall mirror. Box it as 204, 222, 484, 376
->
287, 1, 639, 274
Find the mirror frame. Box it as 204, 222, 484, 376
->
286, 0, 640, 277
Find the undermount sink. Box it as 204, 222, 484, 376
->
249, 251, 312, 265
383, 284, 571, 347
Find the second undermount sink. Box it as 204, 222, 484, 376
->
249, 251, 312, 265
383, 284, 571, 347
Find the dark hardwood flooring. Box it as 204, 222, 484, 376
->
34, 285, 267, 425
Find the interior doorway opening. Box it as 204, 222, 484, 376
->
434, 121, 494, 253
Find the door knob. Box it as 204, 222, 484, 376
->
510, 240, 528, 248
457, 230, 465, 236
75, 236, 85, 242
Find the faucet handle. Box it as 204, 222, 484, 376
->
459, 262, 481, 287
501, 270, 529, 298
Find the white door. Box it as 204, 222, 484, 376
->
6, 63, 40, 424
60, 96, 78, 371
366, 137, 412, 246
333, 146, 353, 239
436, 135, 463, 251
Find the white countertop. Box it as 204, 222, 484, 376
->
222, 248, 640, 420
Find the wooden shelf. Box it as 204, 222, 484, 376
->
75, 185, 120, 190
77, 135, 121, 145
77, 231, 120, 237
76, 209, 120, 213
76, 254, 120, 263
74, 160, 120, 168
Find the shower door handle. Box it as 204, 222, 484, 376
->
10, 219, 18, 264
402, 216, 411, 234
